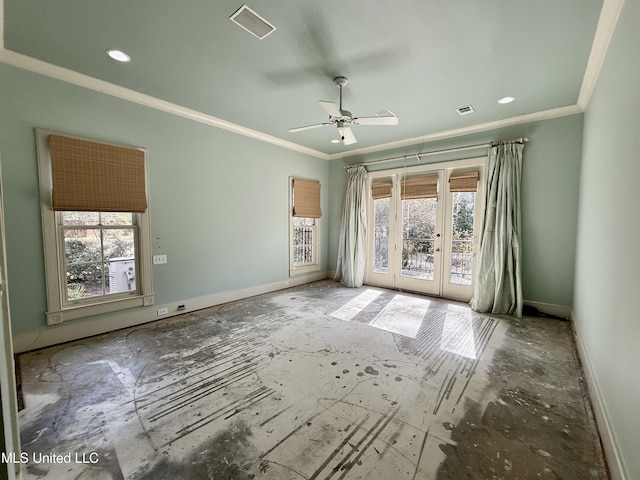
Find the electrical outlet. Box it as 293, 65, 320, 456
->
283, 281, 290, 287
153, 254, 167, 265
157, 307, 168, 315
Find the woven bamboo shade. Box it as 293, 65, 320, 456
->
371, 179, 392, 199
292, 178, 322, 218
401, 175, 438, 199
449, 171, 479, 192
49, 135, 147, 212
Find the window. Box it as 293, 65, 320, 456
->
290, 177, 321, 275
36, 130, 153, 324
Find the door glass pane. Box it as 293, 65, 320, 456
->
450, 192, 475, 285
373, 197, 390, 274
401, 198, 437, 280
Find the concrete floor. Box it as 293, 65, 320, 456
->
17, 280, 608, 479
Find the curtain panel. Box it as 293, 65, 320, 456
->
471, 143, 524, 317
334, 166, 367, 287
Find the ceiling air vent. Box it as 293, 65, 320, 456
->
229, 4, 276, 40
456, 105, 475, 116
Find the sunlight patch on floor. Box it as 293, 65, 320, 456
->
368, 294, 430, 339
330, 289, 382, 321
440, 306, 477, 359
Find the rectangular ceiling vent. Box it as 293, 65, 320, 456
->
229, 4, 277, 40
375, 110, 397, 118
456, 105, 475, 116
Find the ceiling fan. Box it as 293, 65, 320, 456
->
288, 76, 398, 145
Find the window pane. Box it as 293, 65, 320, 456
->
104, 229, 136, 293
450, 192, 475, 285
293, 223, 314, 265
62, 211, 99, 226
293, 217, 315, 227
64, 229, 104, 300
373, 197, 390, 274
401, 198, 437, 280
101, 212, 133, 226
64, 230, 101, 265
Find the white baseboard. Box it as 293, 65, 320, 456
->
13, 271, 329, 353
571, 311, 627, 480
523, 300, 571, 319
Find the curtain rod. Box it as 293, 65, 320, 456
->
345, 137, 529, 169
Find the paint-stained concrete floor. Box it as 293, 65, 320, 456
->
17, 280, 608, 479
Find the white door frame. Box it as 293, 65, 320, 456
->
0, 156, 21, 479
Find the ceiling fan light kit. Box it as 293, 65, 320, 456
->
289, 76, 398, 146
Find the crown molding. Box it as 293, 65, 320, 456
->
327, 104, 583, 161
577, 0, 625, 110
0, 47, 329, 161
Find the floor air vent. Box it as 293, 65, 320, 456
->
229, 4, 276, 40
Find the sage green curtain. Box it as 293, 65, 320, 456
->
334, 165, 367, 287
471, 142, 524, 317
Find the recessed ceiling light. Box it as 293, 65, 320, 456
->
106, 49, 131, 63
330, 139, 340, 144
498, 96, 515, 104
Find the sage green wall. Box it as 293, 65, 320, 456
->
0, 63, 329, 337
575, 0, 640, 476
329, 113, 584, 308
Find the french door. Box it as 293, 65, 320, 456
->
364, 158, 485, 302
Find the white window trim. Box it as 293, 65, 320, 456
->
289, 176, 321, 276
36, 129, 153, 325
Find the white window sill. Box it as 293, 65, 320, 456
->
46, 294, 154, 325
290, 264, 321, 277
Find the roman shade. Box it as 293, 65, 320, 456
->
371, 179, 392, 199
401, 175, 438, 199
292, 178, 322, 218
49, 134, 147, 212
449, 171, 479, 192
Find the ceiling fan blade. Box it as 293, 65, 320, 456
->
354, 116, 399, 126
354, 110, 399, 126
288, 122, 332, 133
338, 126, 357, 145
319, 101, 342, 118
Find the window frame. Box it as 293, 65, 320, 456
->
36, 129, 153, 325
289, 177, 321, 276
